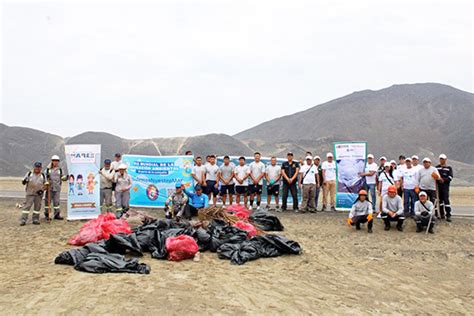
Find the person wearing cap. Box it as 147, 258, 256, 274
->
381, 185, 405, 231
298, 155, 318, 213
281, 152, 300, 212
265, 156, 282, 211
234, 156, 250, 207
165, 182, 189, 220
217, 155, 235, 206
414, 191, 435, 233
390, 160, 403, 197
399, 157, 419, 217
347, 190, 373, 233
203, 154, 219, 206
248, 152, 266, 210
416, 157, 440, 205
322, 152, 337, 211
313, 156, 323, 211
114, 163, 132, 218
436, 154, 453, 221
44, 155, 67, 220
99, 159, 115, 213
377, 162, 399, 212
377, 156, 387, 177
359, 154, 378, 211
183, 185, 209, 218
20, 162, 46, 225
411, 155, 422, 172
191, 156, 206, 186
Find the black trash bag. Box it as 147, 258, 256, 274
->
217, 241, 260, 265
208, 220, 248, 252
249, 211, 284, 231
194, 227, 211, 251
75, 252, 150, 274
55, 241, 109, 266
105, 233, 143, 256
253, 234, 302, 257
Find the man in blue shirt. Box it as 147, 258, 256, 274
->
183, 185, 209, 218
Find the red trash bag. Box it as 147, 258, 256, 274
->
226, 204, 251, 219
233, 221, 257, 237
101, 219, 132, 239
165, 235, 199, 261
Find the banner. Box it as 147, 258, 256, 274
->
334, 142, 367, 210
122, 155, 194, 207
65, 144, 101, 220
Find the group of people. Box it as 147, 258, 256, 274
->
19, 150, 454, 235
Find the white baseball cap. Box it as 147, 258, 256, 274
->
118, 163, 128, 169
422, 157, 431, 163
384, 162, 391, 167
367, 154, 374, 159
390, 160, 397, 165
411, 155, 419, 160
305, 155, 313, 160
326, 153, 333, 158
380, 156, 387, 161
405, 157, 412, 161
419, 191, 427, 197
439, 154, 447, 159
314, 155, 321, 160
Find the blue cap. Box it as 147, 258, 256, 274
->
104, 159, 111, 164
34, 162, 42, 167
195, 185, 202, 191
175, 181, 182, 188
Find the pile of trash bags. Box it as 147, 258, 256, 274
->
56, 216, 301, 274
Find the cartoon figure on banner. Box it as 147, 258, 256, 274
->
76, 174, 84, 195
86, 172, 97, 194
183, 160, 193, 176
68, 174, 75, 195
146, 184, 159, 201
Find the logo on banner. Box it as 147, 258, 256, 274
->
70, 152, 97, 163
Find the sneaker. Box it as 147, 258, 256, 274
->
33, 221, 40, 225
294, 209, 299, 213
356, 224, 361, 231
368, 228, 373, 233
446, 217, 452, 222
20, 222, 26, 226
54, 215, 64, 220
416, 226, 423, 233
309, 208, 316, 213
384, 226, 390, 231
321, 206, 327, 212
397, 225, 403, 232
428, 227, 434, 234
256, 206, 261, 211
265, 205, 271, 211
331, 206, 337, 212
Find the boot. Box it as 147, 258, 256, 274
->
54, 214, 64, 220
331, 206, 337, 212
32, 213, 40, 225
428, 224, 434, 234
355, 223, 361, 230
446, 216, 452, 222
368, 227, 373, 233
396, 224, 403, 232
384, 225, 390, 231
20, 213, 28, 226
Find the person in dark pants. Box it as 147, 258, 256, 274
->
416, 157, 440, 206
313, 156, 323, 211
281, 152, 300, 212
436, 154, 453, 222
414, 191, 435, 233
183, 185, 209, 219
381, 185, 405, 231
347, 190, 373, 233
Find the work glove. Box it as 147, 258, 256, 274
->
367, 213, 373, 221
431, 172, 439, 180
347, 218, 353, 226
414, 186, 420, 194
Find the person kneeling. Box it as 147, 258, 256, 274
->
347, 190, 373, 233
165, 182, 188, 221
183, 185, 209, 219
414, 191, 435, 234
381, 185, 405, 231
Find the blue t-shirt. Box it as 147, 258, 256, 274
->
184, 189, 209, 208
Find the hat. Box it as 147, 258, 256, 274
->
439, 154, 447, 160
195, 185, 202, 191
51, 155, 60, 161
287, 152, 294, 156
423, 157, 431, 163
405, 157, 412, 162
387, 185, 397, 194
34, 162, 42, 168
326, 152, 333, 158
314, 155, 321, 160
358, 189, 368, 196
412, 155, 419, 160
104, 159, 111, 164
305, 155, 313, 160
390, 160, 397, 165
419, 191, 427, 197
380, 156, 387, 161
175, 181, 182, 188
367, 154, 374, 159
384, 162, 391, 167
118, 163, 128, 169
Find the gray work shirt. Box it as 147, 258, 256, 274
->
46, 166, 62, 192
417, 166, 440, 190
24, 172, 45, 196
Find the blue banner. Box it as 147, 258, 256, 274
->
122, 155, 194, 207
65, 144, 101, 220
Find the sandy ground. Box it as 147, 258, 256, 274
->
0, 198, 473, 315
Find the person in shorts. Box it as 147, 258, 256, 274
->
217, 155, 235, 205
203, 155, 219, 206
234, 156, 250, 208
265, 157, 282, 211
248, 152, 266, 210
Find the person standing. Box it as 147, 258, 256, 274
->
20, 162, 46, 226
203, 155, 219, 206
436, 154, 453, 222
398, 155, 407, 172
399, 157, 418, 217
390, 160, 403, 197
313, 156, 323, 211
347, 190, 373, 233
44, 155, 67, 220
411, 155, 422, 172
248, 152, 266, 210
281, 152, 300, 212
416, 157, 440, 205
191, 156, 206, 186
414, 191, 435, 233
381, 185, 405, 231
265, 157, 282, 211
99, 159, 115, 213
322, 152, 337, 211
359, 154, 378, 211
377, 162, 400, 212
234, 156, 250, 207
377, 156, 388, 176
111, 153, 122, 172
299, 155, 318, 213
217, 155, 235, 205
114, 163, 132, 218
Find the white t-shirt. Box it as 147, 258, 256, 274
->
400, 167, 418, 190
192, 165, 206, 183
248, 161, 266, 185
412, 164, 422, 173
299, 164, 317, 185
322, 161, 336, 181
364, 162, 378, 185
234, 165, 250, 186
378, 171, 397, 194
266, 165, 281, 183
204, 163, 219, 181
392, 169, 401, 181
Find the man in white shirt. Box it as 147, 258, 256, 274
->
248, 152, 266, 210
234, 156, 250, 207
399, 157, 418, 217
299, 155, 318, 213
203, 155, 219, 206
359, 154, 378, 211
322, 152, 337, 211
411, 155, 422, 172
265, 157, 281, 211
191, 156, 206, 186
